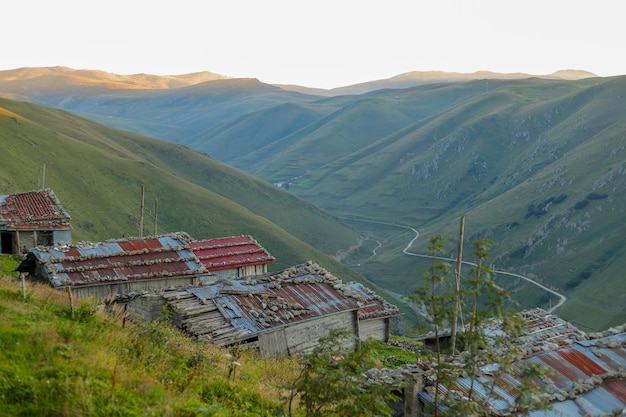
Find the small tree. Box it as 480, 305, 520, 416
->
408, 236, 549, 416
288, 328, 400, 417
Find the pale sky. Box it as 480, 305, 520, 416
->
3, 0, 623, 89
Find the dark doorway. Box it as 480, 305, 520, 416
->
1, 232, 14, 254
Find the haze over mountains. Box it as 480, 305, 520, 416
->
0, 66, 624, 331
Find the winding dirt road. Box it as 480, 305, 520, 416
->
343, 218, 567, 313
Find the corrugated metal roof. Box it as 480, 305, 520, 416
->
167, 262, 400, 345
0, 189, 71, 230
189, 235, 275, 271
417, 311, 626, 416
27, 233, 206, 287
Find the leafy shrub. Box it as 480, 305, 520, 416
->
586, 192, 608, 200
553, 193, 568, 204
525, 197, 554, 218
574, 200, 589, 209
289, 328, 399, 417
509, 245, 529, 259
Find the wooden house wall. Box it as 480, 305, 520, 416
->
358, 317, 390, 342
202, 264, 269, 282
53, 230, 72, 245
258, 310, 358, 356
240, 264, 268, 277
70, 277, 198, 300
207, 269, 236, 281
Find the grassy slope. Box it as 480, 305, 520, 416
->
0, 255, 416, 415
297, 77, 626, 330
5, 72, 624, 331
0, 98, 361, 281
190, 102, 333, 161
0, 256, 295, 416
222, 81, 518, 182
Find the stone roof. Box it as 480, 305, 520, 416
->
0, 189, 71, 230
160, 261, 400, 346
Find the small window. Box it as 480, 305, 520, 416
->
37, 231, 53, 247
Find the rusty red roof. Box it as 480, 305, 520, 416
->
188, 235, 275, 271
416, 309, 626, 416
24, 232, 206, 287
0, 189, 71, 230
163, 262, 400, 346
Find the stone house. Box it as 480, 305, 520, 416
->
16, 232, 277, 301
16, 232, 207, 300
118, 261, 401, 356
0, 189, 71, 254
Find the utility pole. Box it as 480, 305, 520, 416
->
450, 214, 465, 353
139, 184, 145, 238
153, 198, 158, 236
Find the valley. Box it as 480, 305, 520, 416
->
1, 68, 625, 330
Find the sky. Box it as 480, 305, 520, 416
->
3, 0, 624, 89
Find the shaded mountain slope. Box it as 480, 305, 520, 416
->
0, 98, 362, 281
288, 76, 626, 330
2, 67, 624, 331
189, 102, 333, 161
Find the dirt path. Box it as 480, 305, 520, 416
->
341, 218, 567, 313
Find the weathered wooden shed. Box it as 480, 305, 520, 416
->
16, 232, 209, 300
0, 189, 71, 254
188, 235, 275, 280
139, 261, 401, 356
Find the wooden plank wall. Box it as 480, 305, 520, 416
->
71, 276, 198, 301
358, 318, 389, 341
274, 310, 358, 356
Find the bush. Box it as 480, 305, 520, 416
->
565, 278, 582, 289
574, 200, 589, 209
586, 192, 608, 200
289, 329, 399, 417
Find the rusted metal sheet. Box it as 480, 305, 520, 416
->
26, 233, 206, 288
168, 262, 400, 353
416, 309, 626, 415
190, 281, 359, 334
189, 235, 275, 271
0, 189, 71, 230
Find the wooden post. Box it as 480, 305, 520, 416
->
122, 303, 128, 328
68, 286, 75, 319
20, 272, 26, 301
153, 198, 158, 236
403, 368, 425, 417
450, 215, 465, 353
139, 184, 145, 238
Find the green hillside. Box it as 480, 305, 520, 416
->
0, 98, 363, 282
290, 77, 626, 331
3, 68, 625, 331
0, 257, 293, 416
